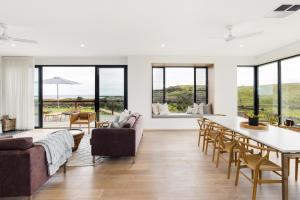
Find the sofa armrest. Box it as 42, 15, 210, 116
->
0, 146, 49, 197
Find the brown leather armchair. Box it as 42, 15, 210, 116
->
70, 112, 96, 134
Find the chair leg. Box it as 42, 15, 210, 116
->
202, 135, 206, 152
93, 156, 96, 164
227, 152, 232, 179
252, 171, 259, 200
216, 147, 220, 168
198, 130, 201, 146
296, 157, 299, 181
258, 171, 262, 185
205, 139, 209, 155
212, 142, 217, 162
235, 160, 241, 186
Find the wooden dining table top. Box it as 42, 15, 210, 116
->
204, 115, 300, 154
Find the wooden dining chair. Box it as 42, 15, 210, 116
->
215, 128, 240, 179
204, 122, 223, 162
197, 118, 207, 148
235, 139, 282, 200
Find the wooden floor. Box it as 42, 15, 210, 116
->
3, 130, 300, 200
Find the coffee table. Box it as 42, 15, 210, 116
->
69, 129, 84, 152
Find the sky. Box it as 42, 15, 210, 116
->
153, 68, 206, 90
40, 67, 124, 98
237, 56, 300, 86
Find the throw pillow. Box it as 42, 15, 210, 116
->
186, 106, 193, 114
122, 116, 136, 128
204, 103, 213, 114
110, 121, 120, 128
118, 109, 130, 123
198, 103, 205, 115
158, 103, 170, 115
192, 103, 199, 114
152, 103, 159, 115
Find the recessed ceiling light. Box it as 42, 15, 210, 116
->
80, 43, 85, 48
239, 44, 244, 48
161, 43, 165, 48
11, 43, 16, 47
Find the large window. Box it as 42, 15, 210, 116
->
34, 65, 127, 128
258, 62, 278, 120
152, 66, 208, 113
98, 68, 126, 121
42, 67, 95, 128
165, 68, 194, 112
281, 56, 300, 124
237, 67, 254, 116
237, 55, 300, 125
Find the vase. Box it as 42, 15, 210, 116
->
249, 117, 259, 126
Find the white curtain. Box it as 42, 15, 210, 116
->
1, 57, 35, 130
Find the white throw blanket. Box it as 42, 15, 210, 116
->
34, 130, 74, 176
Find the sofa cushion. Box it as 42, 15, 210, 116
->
0, 137, 33, 150
122, 116, 136, 128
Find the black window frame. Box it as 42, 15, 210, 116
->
237, 53, 300, 124
151, 66, 208, 111
34, 65, 128, 128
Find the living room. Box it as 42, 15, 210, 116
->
1, 0, 300, 200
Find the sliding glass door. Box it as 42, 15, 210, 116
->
97, 67, 127, 121
34, 65, 127, 128
42, 66, 95, 128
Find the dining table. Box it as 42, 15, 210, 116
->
203, 115, 300, 200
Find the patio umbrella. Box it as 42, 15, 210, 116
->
43, 76, 80, 107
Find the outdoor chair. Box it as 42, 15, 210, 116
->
70, 112, 96, 134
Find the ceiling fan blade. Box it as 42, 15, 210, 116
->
11, 37, 38, 44
234, 31, 263, 40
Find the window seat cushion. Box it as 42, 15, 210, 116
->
152, 113, 203, 118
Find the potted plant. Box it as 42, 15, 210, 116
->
245, 111, 259, 126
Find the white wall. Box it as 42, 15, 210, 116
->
27, 55, 257, 129
255, 40, 300, 64
127, 56, 255, 129
35, 56, 127, 65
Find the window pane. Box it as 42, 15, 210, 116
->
196, 68, 207, 104
99, 68, 125, 121
34, 68, 40, 127
152, 68, 164, 103
165, 68, 194, 112
237, 67, 254, 116
281, 56, 300, 124
258, 62, 278, 120
43, 67, 95, 128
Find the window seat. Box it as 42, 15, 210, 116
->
152, 113, 203, 118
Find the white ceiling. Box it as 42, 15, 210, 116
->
0, 0, 300, 56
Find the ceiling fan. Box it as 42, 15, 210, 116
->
0, 23, 38, 44
211, 25, 263, 42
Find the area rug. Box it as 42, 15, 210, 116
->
66, 134, 96, 167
